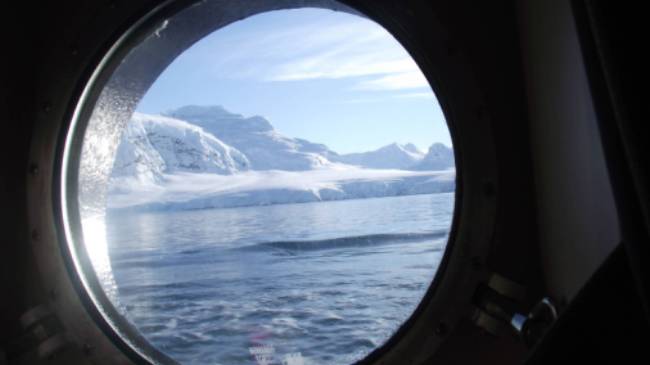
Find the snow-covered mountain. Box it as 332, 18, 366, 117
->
335, 142, 454, 171
335, 142, 426, 169
109, 105, 455, 210
165, 105, 337, 171
111, 113, 249, 184
411, 143, 455, 171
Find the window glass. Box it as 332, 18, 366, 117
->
76, 7, 455, 365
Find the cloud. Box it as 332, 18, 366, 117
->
394, 91, 435, 99
267, 56, 417, 81
354, 71, 430, 91
338, 91, 435, 104
197, 10, 430, 91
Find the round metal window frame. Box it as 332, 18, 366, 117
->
26, 1, 498, 364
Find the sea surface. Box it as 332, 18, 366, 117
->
105, 192, 454, 365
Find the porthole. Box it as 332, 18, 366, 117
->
58, 1, 464, 364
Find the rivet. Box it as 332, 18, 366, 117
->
29, 164, 39, 175
471, 256, 482, 270
42, 103, 51, 113
31, 229, 40, 241
482, 181, 496, 197
435, 322, 448, 336
83, 343, 94, 356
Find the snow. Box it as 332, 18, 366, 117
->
165, 105, 337, 171
108, 105, 456, 211
411, 143, 455, 171
112, 113, 249, 184
108, 165, 455, 211
336, 142, 427, 169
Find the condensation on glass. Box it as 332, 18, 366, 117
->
62, 1, 456, 364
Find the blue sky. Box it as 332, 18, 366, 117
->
137, 8, 451, 154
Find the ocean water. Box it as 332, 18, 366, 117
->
106, 192, 454, 365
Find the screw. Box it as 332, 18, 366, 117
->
83, 343, 94, 356
29, 164, 39, 175
435, 322, 448, 336
49, 289, 57, 302
31, 229, 40, 241
482, 181, 496, 197
471, 256, 482, 270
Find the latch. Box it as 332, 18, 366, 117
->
3, 304, 69, 362
472, 273, 558, 347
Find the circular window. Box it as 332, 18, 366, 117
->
61, 2, 456, 364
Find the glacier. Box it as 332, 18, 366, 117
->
108, 106, 455, 211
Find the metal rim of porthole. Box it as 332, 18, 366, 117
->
25, 0, 498, 364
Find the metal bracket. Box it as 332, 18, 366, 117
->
5, 304, 69, 361
472, 273, 558, 346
